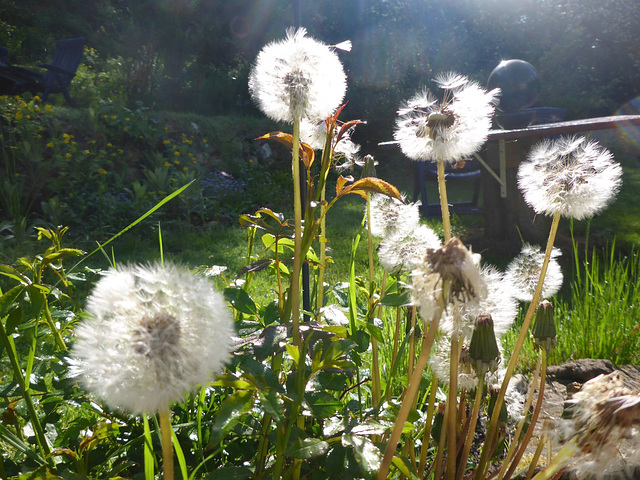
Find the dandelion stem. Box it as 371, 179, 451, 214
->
418, 376, 439, 478
159, 409, 174, 480
291, 116, 303, 346
457, 376, 485, 480
475, 211, 561, 480
437, 160, 452, 241
377, 307, 442, 479
367, 192, 382, 407
446, 334, 460, 480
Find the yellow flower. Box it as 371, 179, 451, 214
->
164, 161, 170, 167
65, 153, 72, 159
97, 168, 107, 175
84, 150, 90, 155
15, 111, 23, 120
45, 105, 53, 112
46, 142, 55, 148
163, 140, 171, 145
110, 115, 117, 120
174, 151, 180, 156
173, 160, 180, 165
33, 95, 41, 102
183, 166, 189, 172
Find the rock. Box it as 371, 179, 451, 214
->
546, 358, 615, 383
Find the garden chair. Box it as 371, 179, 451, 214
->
1, 38, 85, 105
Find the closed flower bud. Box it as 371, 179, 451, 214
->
532, 300, 557, 352
469, 313, 501, 378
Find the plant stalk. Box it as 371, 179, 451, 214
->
159, 409, 174, 480
290, 117, 303, 346
475, 211, 561, 480
437, 160, 452, 241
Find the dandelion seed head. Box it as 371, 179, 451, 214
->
504, 244, 563, 302
556, 372, 640, 479
378, 224, 442, 273
394, 73, 499, 163
70, 263, 234, 415
369, 193, 420, 239
518, 136, 622, 220
248, 27, 347, 123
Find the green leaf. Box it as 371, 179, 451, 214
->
41, 248, 85, 269
285, 344, 300, 365
224, 287, 257, 315
171, 427, 188, 480
142, 416, 155, 480
379, 291, 412, 307
364, 322, 384, 343
258, 388, 285, 426
285, 436, 330, 459
202, 466, 253, 479
0, 423, 46, 466
392, 455, 420, 479
342, 434, 383, 479
305, 391, 342, 419
210, 373, 253, 390
0, 285, 25, 318
209, 390, 254, 445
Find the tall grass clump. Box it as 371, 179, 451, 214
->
555, 241, 640, 364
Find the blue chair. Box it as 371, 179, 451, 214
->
413, 159, 482, 217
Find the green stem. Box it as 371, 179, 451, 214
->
418, 377, 439, 478
316, 187, 327, 321
159, 409, 174, 480
367, 192, 382, 407
377, 307, 442, 480
291, 117, 303, 347
437, 160, 452, 242
0, 318, 52, 466
531, 442, 577, 480
525, 433, 546, 480
43, 302, 67, 351
475, 211, 561, 480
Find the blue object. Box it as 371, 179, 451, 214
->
488, 60, 540, 113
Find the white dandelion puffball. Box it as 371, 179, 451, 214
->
518, 136, 622, 220
394, 72, 499, 163
249, 27, 347, 123
504, 244, 563, 302
369, 193, 421, 240
378, 224, 442, 274
71, 263, 234, 415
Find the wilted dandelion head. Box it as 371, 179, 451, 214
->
70, 263, 234, 415
412, 237, 487, 322
394, 73, 499, 163
557, 372, 640, 478
369, 193, 421, 239
442, 265, 518, 339
248, 27, 347, 123
518, 136, 622, 220
504, 244, 563, 302
378, 224, 442, 274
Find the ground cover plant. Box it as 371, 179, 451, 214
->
1, 27, 640, 480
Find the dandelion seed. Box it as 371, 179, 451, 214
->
248, 27, 347, 123
504, 244, 563, 302
394, 73, 499, 163
518, 135, 622, 220
70, 263, 234, 415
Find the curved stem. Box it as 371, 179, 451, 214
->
437, 160, 452, 242
446, 334, 460, 480
377, 308, 442, 479
476, 211, 561, 480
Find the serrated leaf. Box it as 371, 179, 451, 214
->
258, 388, 285, 426
305, 391, 342, 419
337, 177, 402, 201
210, 390, 254, 445
256, 131, 315, 168
285, 436, 329, 459
342, 434, 383, 479
224, 287, 257, 315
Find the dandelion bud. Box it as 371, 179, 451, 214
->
431, 401, 447, 444
360, 154, 377, 179
532, 300, 557, 352
488, 384, 508, 426
469, 313, 501, 378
